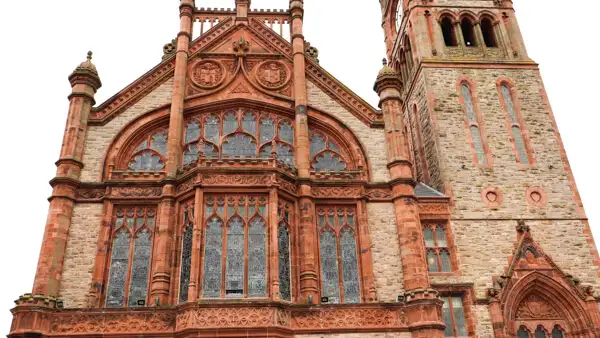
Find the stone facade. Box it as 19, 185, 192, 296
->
307, 81, 390, 183
80, 78, 173, 182
58, 203, 103, 308
367, 203, 404, 301
9, 0, 600, 338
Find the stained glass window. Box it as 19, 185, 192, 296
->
518, 327, 531, 338
248, 217, 267, 297
309, 131, 347, 172
552, 326, 564, 338
317, 206, 360, 304
424, 224, 452, 273
202, 195, 268, 298
535, 327, 547, 338
442, 296, 468, 337
278, 201, 293, 301
181, 110, 295, 167
179, 201, 194, 304
106, 207, 156, 308
461, 84, 487, 165
500, 84, 530, 164
128, 130, 168, 171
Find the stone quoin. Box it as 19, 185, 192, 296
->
8, 0, 600, 337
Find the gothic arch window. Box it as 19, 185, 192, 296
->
551, 325, 564, 338
317, 206, 361, 304
105, 206, 156, 307
440, 16, 458, 47
411, 104, 430, 183
460, 17, 477, 47
201, 195, 268, 298
518, 326, 531, 338
480, 17, 498, 47
178, 200, 194, 304
460, 82, 488, 165
278, 200, 293, 302
498, 82, 532, 165
309, 130, 347, 172
182, 109, 295, 167
128, 129, 168, 171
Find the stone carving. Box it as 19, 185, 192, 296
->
277, 177, 298, 195
312, 187, 361, 198
230, 83, 251, 94
201, 174, 270, 186
76, 188, 105, 200
418, 203, 449, 215
233, 36, 250, 57
50, 312, 175, 334
162, 38, 177, 60
256, 61, 289, 89
110, 187, 162, 197
176, 307, 276, 330
176, 179, 195, 194
191, 60, 225, 89
516, 294, 561, 319
365, 188, 392, 200
292, 308, 403, 330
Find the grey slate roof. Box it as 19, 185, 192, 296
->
415, 182, 446, 198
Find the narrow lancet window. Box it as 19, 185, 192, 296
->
178, 202, 194, 304
500, 84, 530, 164
461, 84, 487, 165
278, 201, 293, 301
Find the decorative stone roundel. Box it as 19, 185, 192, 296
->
526, 187, 547, 208
191, 60, 226, 89
255, 61, 290, 90
481, 187, 502, 209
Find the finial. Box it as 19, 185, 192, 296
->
382, 58, 388, 66
87, 51, 93, 61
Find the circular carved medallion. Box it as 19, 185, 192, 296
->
481, 187, 502, 209
191, 60, 225, 89
256, 61, 290, 90
525, 187, 547, 208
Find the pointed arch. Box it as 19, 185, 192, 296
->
102, 99, 370, 181
502, 271, 594, 336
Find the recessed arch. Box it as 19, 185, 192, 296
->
502, 272, 594, 336
102, 99, 371, 181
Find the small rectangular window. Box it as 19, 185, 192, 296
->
442, 296, 468, 337
424, 224, 452, 273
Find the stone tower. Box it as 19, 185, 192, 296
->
380, 0, 600, 336
7, 0, 600, 337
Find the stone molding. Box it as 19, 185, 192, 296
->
7, 302, 432, 337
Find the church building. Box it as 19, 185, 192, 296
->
8, 0, 600, 337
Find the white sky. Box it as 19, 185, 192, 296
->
0, 0, 598, 334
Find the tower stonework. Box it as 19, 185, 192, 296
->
8, 1, 600, 338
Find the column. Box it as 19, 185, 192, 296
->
269, 188, 281, 300
150, 0, 195, 306
357, 200, 377, 302
374, 62, 444, 338
32, 52, 102, 297
290, 0, 319, 303
188, 186, 204, 301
